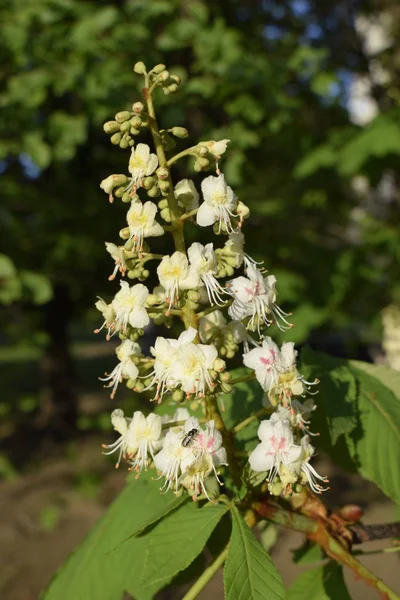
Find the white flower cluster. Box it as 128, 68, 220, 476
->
103, 408, 227, 500
97, 106, 326, 502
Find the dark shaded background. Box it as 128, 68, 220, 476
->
1, 1, 400, 598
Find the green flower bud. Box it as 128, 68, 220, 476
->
221, 382, 232, 394
115, 111, 131, 123
220, 371, 232, 382
172, 389, 185, 402
120, 121, 131, 133
126, 378, 137, 389
160, 207, 171, 222
130, 116, 142, 128
213, 357, 226, 372
122, 192, 131, 203
158, 199, 169, 209
129, 139, 134, 146
103, 120, 120, 134
119, 227, 130, 240
142, 269, 150, 279
114, 186, 126, 198
156, 167, 169, 180
225, 265, 235, 277
196, 145, 209, 157
142, 176, 156, 190
110, 132, 122, 145
270, 482, 283, 496
152, 63, 166, 74
159, 180, 170, 192
167, 83, 178, 94
237, 200, 250, 220
294, 483, 304, 494
119, 138, 129, 149
170, 74, 182, 85
147, 185, 160, 198
193, 160, 202, 172
219, 346, 227, 356
159, 70, 170, 82
130, 127, 140, 136
134, 61, 146, 75
187, 290, 200, 302
198, 157, 210, 169
134, 380, 145, 392
132, 101, 144, 113
170, 126, 188, 139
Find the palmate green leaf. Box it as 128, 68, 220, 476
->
302, 348, 400, 504
287, 562, 351, 600
42, 473, 190, 600
138, 502, 228, 593
224, 507, 285, 600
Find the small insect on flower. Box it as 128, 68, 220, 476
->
181, 428, 199, 447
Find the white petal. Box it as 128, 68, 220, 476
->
129, 307, 150, 328
249, 443, 273, 472
196, 202, 217, 227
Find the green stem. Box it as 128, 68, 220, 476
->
181, 544, 229, 600
230, 372, 256, 386
179, 207, 199, 221
232, 407, 271, 434
144, 78, 186, 254
167, 145, 199, 167
197, 300, 232, 319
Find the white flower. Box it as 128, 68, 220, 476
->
94, 297, 116, 339
154, 428, 197, 492
170, 340, 218, 397
202, 139, 230, 157
223, 231, 259, 269
99, 339, 141, 399
128, 143, 158, 187
126, 201, 164, 251
188, 242, 225, 305
148, 328, 198, 402
244, 338, 308, 404
111, 281, 149, 333
287, 436, 329, 494
157, 252, 200, 310
102, 409, 162, 472
174, 179, 199, 211
249, 419, 302, 480
105, 242, 129, 280
228, 264, 292, 332
197, 174, 238, 232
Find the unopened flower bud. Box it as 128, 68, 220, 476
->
126, 378, 137, 389
160, 207, 171, 222
110, 132, 122, 145
141, 269, 150, 279
159, 70, 170, 82
130, 127, 140, 136
115, 111, 131, 123
172, 389, 185, 402
170, 74, 181, 85
270, 482, 283, 496
119, 138, 129, 149
134, 380, 145, 392
196, 145, 209, 157
170, 127, 188, 139
220, 371, 232, 382
158, 199, 168, 209
152, 63, 166, 74
193, 160, 202, 172
167, 83, 178, 94
221, 382, 232, 394
187, 290, 200, 302
122, 192, 131, 203
119, 227, 130, 240
142, 176, 156, 190
147, 185, 160, 198
156, 167, 169, 180
159, 180, 170, 192
114, 186, 125, 198
103, 120, 120, 134
120, 121, 131, 133
132, 101, 144, 113
237, 201, 250, 220
198, 157, 210, 169
130, 116, 142, 128
133, 61, 146, 75
213, 358, 226, 372
128, 268, 140, 279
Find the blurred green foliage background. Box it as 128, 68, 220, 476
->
1, 0, 399, 454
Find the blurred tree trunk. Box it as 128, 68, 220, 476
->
38, 284, 78, 435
